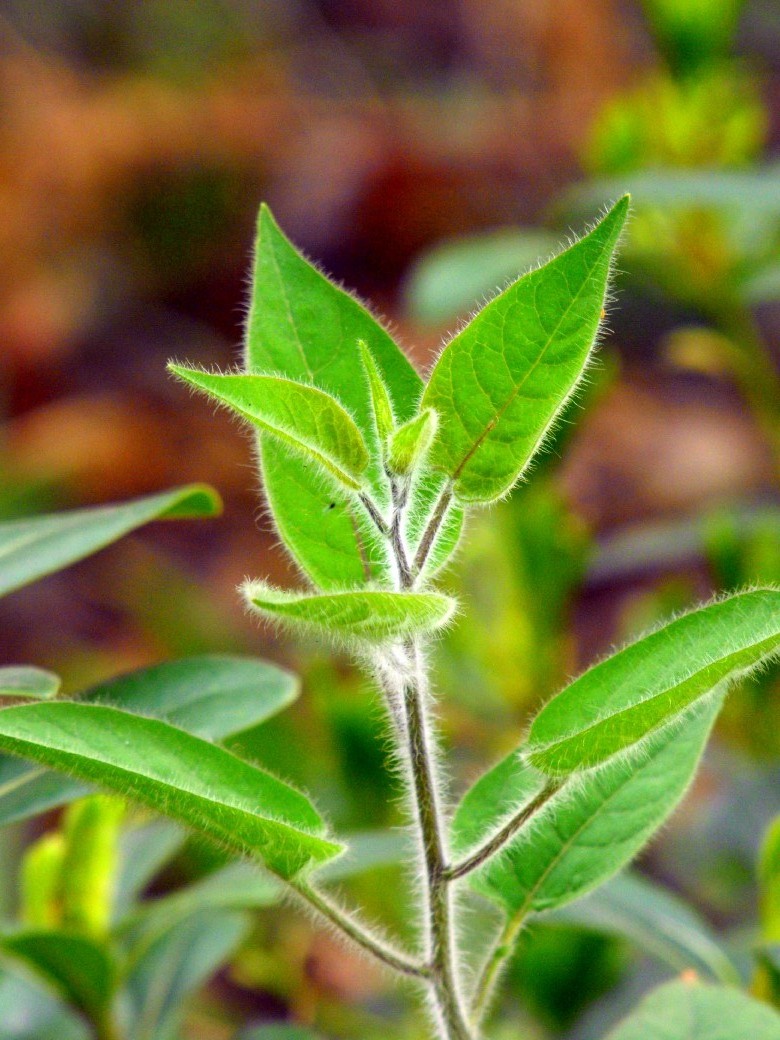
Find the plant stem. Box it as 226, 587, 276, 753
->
293, 878, 429, 979
413, 484, 453, 579
445, 780, 560, 882
471, 912, 527, 1025
399, 641, 474, 1040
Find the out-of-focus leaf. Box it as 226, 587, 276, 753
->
237, 1028, 323, 1040
469, 697, 720, 914
404, 228, 560, 325
0, 668, 59, 700
0, 703, 342, 880
0, 966, 87, 1040
243, 582, 456, 643
551, 871, 740, 984
0, 485, 220, 598
422, 198, 628, 503
125, 909, 249, 1040
527, 589, 780, 776
0, 655, 298, 827
759, 815, 780, 940
0, 931, 116, 1026
604, 978, 780, 1039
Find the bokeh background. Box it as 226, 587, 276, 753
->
1, 1, 780, 1038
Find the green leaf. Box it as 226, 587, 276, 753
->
0, 965, 87, 1040
759, 815, 780, 940
551, 871, 740, 984
168, 367, 369, 491
421, 197, 629, 503
359, 340, 396, 443
527, 589, 780, 776
125, 909, 249, 1040
0, 667, 59, 700
0, 484, 220, 599
388, 410, 437, 477
246, 204, 422, 589
243, 581, 455, 643
604, 979, 780, 1040
238, 1029, 322, 1040
0, 703, 342, 879
115, 821, 187, 915
466, 697, 720, 915
0, 655, 298, 827
0, 931, 116, 1025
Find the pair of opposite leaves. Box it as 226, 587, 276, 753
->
170, 195, 631, 645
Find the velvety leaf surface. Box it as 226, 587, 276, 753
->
604, 979, 780, 1040
0, 703, 342, 879
243, 581, 455, 642
245, 205, 422, 588
388, 409, 437, 476
0, 655, 298, 827
0, 667, 59, 700
168, 368, 369, 491
0, 485, 220, 598
527, 589, 780, 775
551, 872, 739, 984
421, 197, 628, 502
470, 698, 720, 915
0, 931, 116, 1024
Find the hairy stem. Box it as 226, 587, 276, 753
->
445, 781, 560, 882
413, 484, 453, 579
293, 878, 429, 979
399, 642, 474, 1040
471, 912, 527, 1025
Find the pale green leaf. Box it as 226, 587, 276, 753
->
421, 196, 629, 502
243, 581, 455, 643
604, 979, 780, 1040
467, 697, 719, 915
527, 589, 780, 776
238, 1028, 322, 1040
0, 703, 342, 879
359, 340, 396, 443
0, 667, 59, 700
246, 205, 422, 589
551, 871, 740, 984
0, 655, 298, 827
168, 367, 369, 491
388, 409, 437, 477
0, 485, 220, 599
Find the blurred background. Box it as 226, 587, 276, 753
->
1, 1, 780, 1038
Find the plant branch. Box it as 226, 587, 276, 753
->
445, 780, 560, 882
413, 484, 453, 578
359, 492, 390, 538
293, 878, 429, 979
471, 911, 527, 1025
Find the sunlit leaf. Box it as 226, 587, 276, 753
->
388, 410, 437, 477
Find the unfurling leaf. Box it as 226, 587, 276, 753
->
0, 703, 342, 880
168, 367, 369, 491
422, 196, 629, 503
527, 588, 780, 776
246, 205, 422, 588
243, 581, 456, 643
359, 340, 396, 443
388, 410, 438, 477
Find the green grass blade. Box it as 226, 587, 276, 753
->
243, 582, 455, 643
604, 979, 780, 1040
168, 368, 369, 491
0, 485, 220, 599
422, 197, 629, 503
467, 697, 720, 915
0, 703, 342, 880
0, 667, 60, 700
527, 588, 780, 776
0, 655, 299, 828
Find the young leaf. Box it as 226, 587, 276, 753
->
246, 205, 422, 589
0, 655, 299, 828
604, 979, 780, 1040
168, 367, 369, 491
243, 581, 455, 643
388, 410, 438, 477
527, 588, 780, 776
463, 697, 720, 915
0, 666, 60, 700
421, 196, 629, 503
0, 484, 220, 599
359, 340, 396, 443
0, 703, 342, 879
551, 871, 740, 984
